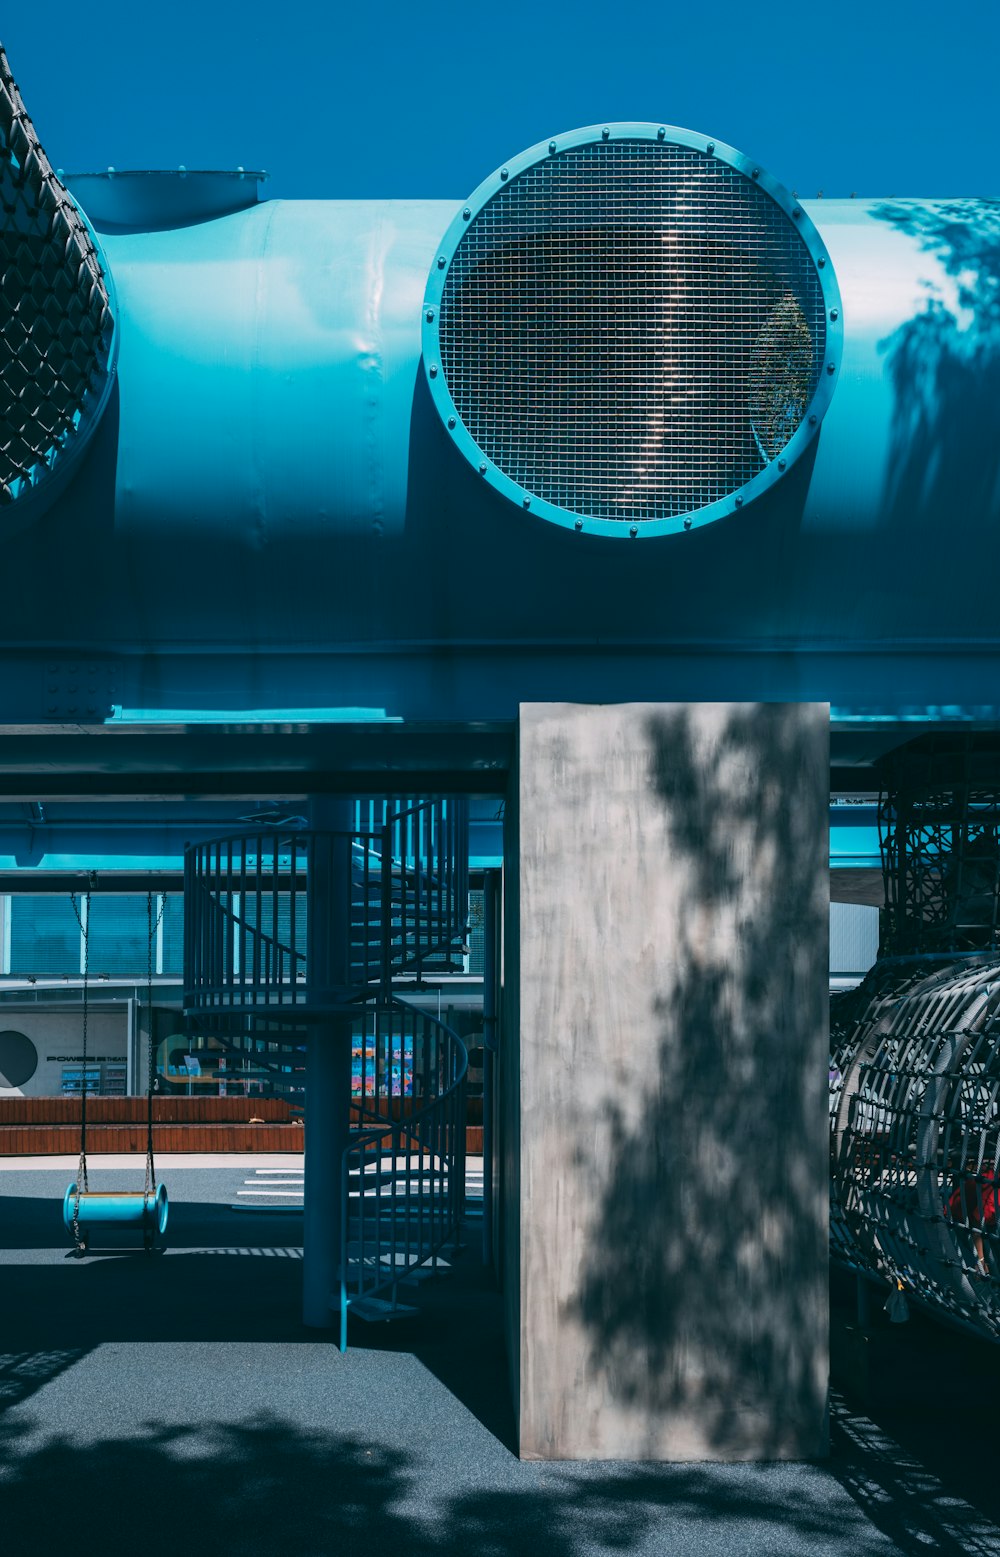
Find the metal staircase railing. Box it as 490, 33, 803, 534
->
184, 797, 469, 1018
339, 997, 467, 1345
183, 795, 469, 1344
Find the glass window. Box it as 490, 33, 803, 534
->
9, 896, 82, 974
161, 894, 184, 974
86, 894, 149, 976
468, 889, 485, 975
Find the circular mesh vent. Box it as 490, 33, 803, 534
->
424, 126, 841, 537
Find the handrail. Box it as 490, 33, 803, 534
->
338, 997, 468, 1350
185, 826, 381, 1015
185, 800, 468, 1018
182, 796, 470, 1351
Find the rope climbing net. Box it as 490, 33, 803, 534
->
0, 45, 113, 507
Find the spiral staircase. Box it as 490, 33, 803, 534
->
183, 797, 469, 1344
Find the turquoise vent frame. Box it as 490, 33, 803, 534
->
422, 122, 843, 539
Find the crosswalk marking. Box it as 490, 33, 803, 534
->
237, 1188, 306, 1197
230, 1160, 483, 1211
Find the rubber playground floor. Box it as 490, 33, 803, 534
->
2, 1154, 1000, 1557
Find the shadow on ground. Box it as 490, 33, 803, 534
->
0, 1193, 514, 1446
3, 1188, 1000, 1552
2, 1405, 971, 1557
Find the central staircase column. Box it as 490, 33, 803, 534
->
303, 794, 354, 1329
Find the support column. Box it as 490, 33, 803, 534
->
303, 795, 353, 1330
482, 867, 500, 1269
507, 702, 829, 1460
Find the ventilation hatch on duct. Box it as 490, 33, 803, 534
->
0, 48, 117, 536
423, 123, 842, 538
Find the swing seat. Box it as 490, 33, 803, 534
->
63, 1182, 168, 1250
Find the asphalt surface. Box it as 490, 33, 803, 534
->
2, 1159, 999, 1557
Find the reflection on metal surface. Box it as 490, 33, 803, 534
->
748, 294, 814, 462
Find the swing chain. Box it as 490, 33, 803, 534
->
69, 888, 91, 1252
145, 891, 165, 1202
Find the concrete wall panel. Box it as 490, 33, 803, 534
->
513, 702, 829, 1460
0, 1008, 127, 1097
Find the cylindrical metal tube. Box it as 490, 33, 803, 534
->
63, 1182, 168, 1235
831, 955, 1000, 1340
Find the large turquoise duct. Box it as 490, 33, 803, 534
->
1, 46, 998, 712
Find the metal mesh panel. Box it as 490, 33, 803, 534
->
879, 739, 1000, 955
439, 139, 826, 522
831, 955, 1000, 1340
0, 47, 112, 505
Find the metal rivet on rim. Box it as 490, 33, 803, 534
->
523, 496, 531, 508
683, 517, 693, 529
830, 308, 839, 321
448, 416, 456, 429
818, 257, 826, 267
827, 361, 836, 374
426, 308, 435, 321
735, 495, 744, 507
809, 414, 818, 425
574, 518, 583, 530
479, 462, 487, 474
500, 167, 509, 180
437, 255, 446, 268
629, 525, 638, 537
778, 458, 787, 470
549, 141, 557, 154
602, 127, 610, 140
657, 127, 666, 140
752, 167, 760, 179
706, 142, 715, 154
429, 364, 438, 377
462, 207, 471, 219
793, 207, 802, 219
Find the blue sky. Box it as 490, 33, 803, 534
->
4, 2, 998, 201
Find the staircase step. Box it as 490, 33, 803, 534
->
343, 1294, 419, 1324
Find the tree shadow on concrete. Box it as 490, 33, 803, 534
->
574, 705, 829, 1458
872, 199, 1000, 546
0, 1409, 942, 1557
0, 1348, 87, 1416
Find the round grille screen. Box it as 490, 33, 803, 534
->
430, 131, 836, 533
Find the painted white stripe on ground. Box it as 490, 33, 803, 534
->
236, 1188, 306, 1197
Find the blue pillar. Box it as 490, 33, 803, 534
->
302, 795, 353, 1330
482, 868, 499, 1269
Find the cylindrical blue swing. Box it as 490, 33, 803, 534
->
63, 888, 170, 1255
63, 1182, 169, 1250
